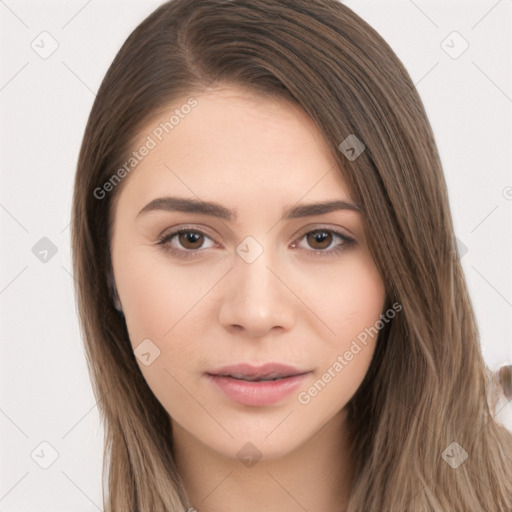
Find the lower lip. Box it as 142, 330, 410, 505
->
206, 373, 310, 406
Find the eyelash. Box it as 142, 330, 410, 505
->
156, 226, 355, 260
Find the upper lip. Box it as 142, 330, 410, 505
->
207, 362, 310, 379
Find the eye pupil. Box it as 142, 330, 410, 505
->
179, 232, 203, 249
307, 231, 332, 249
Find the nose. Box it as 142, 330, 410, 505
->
217, 243, 296, 339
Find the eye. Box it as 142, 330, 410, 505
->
157, 226, 355, 259
157, 227, 215, 259
291, 228, 354, 257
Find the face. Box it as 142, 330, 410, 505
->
110, 84, 387, 462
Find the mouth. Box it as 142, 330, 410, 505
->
205, 362, 312, 406
207, 362, 310, 380
213, 372, 308, 382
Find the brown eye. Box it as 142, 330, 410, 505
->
306, 230, 333, 250
157, 228, 215, 258
178, 231, 204, 250
291, 228, 354, 257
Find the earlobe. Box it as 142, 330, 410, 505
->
107, 268, 124, 313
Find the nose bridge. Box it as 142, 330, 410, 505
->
218, 235, 295, 335
238, 241, 274, 294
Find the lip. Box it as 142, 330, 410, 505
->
208, 362, 309, 379
206, 362, 311, 406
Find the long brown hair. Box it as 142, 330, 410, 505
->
71, 0, 512, 510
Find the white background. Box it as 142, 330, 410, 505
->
1, 0, 511, 510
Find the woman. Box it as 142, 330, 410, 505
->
71, 0, 512, 510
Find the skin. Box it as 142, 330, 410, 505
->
110, 84, 387, 512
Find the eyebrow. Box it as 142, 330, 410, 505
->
136, 196, 361, 221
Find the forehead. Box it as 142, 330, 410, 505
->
120, 85, 353, 208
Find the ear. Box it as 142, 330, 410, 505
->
497, 364, 512, 401
107, 267, 123, 313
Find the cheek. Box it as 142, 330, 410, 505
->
115, 251, 225, 415
291, 253, 385, 404
115, 253, 209, 411
117, 248, 222, 347
292, 250, 386, 343
336, 264, 386, 340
